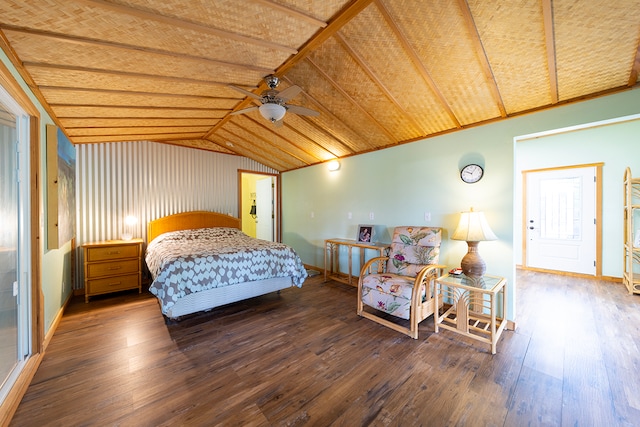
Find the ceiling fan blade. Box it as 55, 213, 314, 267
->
277, 85, 302, 102
228, 85, 261, 100
274, 119, 284, 128
285, 104, 319, 117
230, 106, 259, 115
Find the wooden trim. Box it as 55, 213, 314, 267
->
542, 0, 559, 103
0, 59, 43, 426
374, 0, 461, 128
74, 0, 297, 55
456, 0, 506, 117
238, 170, 281, 242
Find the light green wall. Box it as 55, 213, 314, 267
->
515, 114, 640, 277
282, 88, 640, 322
0, 51, 73, 335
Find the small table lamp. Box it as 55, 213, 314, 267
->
121, 215, 138, 241
451, 208, 497, 278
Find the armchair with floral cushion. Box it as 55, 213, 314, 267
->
357, 226, 445, 339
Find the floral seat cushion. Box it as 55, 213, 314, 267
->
361, 226, 442, 320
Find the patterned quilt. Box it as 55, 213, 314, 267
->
146, 227, 307, 315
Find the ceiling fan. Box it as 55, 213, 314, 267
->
229, 75, 319, 125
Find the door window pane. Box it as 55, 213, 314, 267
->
539, 176, 582, 240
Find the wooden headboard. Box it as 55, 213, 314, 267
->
147, 211, 241, 242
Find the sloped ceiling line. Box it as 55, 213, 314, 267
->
1, 25, 275, 76
305, 56, 397, 143
629, 43, 640, 86
217, 124, 303, 167
333, 32, 427, 136
373, 0, 461, 129
542, 0, 559, 104
456, 0, 506, 118
75, 0, 298, 55
279, 76, 358, 156
226, 119, 320, 165
212, 128, 294, 171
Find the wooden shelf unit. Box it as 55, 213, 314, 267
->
623, 167, 640, 295
83, 239, 143, 302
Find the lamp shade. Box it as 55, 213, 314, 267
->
259, 103, 286, 122
451, 208, 497, 242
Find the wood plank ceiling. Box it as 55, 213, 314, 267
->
1, 0, 639, 172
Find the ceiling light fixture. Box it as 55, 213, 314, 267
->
327, 160, 341, 171
259, 103, 286, 123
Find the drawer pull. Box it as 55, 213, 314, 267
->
108, 266, 122, 270
108, 282, 122, 287
107, 250, 121, 255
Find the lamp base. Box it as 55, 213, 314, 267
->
460, 241, 486, 278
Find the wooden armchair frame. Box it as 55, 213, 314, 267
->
357, 256, 445, 339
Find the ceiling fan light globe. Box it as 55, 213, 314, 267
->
259, 103, 286, 122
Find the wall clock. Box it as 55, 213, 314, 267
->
460, 164, 484, 183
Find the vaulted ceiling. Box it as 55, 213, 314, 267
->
1, 0, 639, 172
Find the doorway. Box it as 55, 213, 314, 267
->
523, 164, 601, 275
0, 86, 32, 405
239, 171, 279, 241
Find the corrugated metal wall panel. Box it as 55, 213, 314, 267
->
75, 141, 276, 289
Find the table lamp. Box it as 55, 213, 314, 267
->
451, 207, 497, 278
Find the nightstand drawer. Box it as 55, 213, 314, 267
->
86, 259, 139, 279
86, 273, 140, 295
86, 244, 139, 262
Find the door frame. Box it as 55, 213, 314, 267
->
238, 170, 280, 241
0, 57, 43, 425
521, 163, 603, 276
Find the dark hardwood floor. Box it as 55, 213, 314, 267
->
10, 270, 640, 426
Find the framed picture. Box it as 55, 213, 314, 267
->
357, 224, 374, 243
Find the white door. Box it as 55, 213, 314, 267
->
256, 177, 274, 241
525, 166, 596, 275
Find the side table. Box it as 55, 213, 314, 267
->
324, 238, 389, 287
434, 273, 507, 354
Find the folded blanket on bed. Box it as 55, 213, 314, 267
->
146, 227, 307, 313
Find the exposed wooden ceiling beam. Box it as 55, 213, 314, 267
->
40, 85, 240, 101
374, 0, 461, 129
205, 0, 374, 140
306, 57, 397, 143
74, 0, 298, 55
280, 76, 362, 155
456, 0, 506, 117
542, 0, 559, 104
334, 32, 427, 136
251, 0, 328, 28
629, 42, 640, 87
210, 129, 294, 171
1, 25, 275, 75
226, 120, 315, 165
22, 62, 237, 87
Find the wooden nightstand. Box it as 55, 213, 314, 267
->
82, 239, 143, 302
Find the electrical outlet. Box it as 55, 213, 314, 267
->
369, 212, 375, 220
424, 211, 431, 221
310, 211, 315, 219
348, 212, 352, 219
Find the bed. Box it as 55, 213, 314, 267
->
145, 211, 307, 320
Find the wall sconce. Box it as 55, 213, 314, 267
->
451, 207, 497, 278
121, 215, 138, 241
249, 200, 257, 219
327, 159, 340, 171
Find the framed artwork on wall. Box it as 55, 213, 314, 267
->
46, 124, 76, 249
